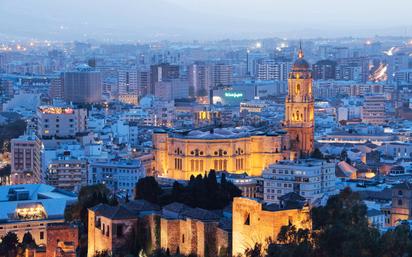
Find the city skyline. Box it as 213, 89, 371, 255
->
1, 0, 412, 42
3, 1, 412, 256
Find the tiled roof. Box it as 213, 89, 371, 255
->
181, 207, 221, 221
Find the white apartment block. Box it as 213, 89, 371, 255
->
88, 159, 146, 197
262, 159, 336, 204
37, 106, 87, 138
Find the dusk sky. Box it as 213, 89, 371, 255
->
1, 0, 412, 41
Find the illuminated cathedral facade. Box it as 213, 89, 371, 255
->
152, 46, 314, 179
284, 46, 315, 157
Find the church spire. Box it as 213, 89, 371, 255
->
298, 41, 304, 59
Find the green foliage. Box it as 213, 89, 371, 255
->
21, 231, 36, 248
244, 243, 263, 257
0, 164, 11, 180
0, 119, 26, 153
0, 232, 19, 256
134, 171, 242, 210
135, 176, 163, 204
310, 148, 324, 159
65, 184, 112, 222
378, 223, 412, 257
247, 187, 412, 257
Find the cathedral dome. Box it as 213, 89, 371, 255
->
293, 58, 310, 69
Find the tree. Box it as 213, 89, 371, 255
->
135, 176, 163, 204
379, 223, 412, 257
64, 184, 113, 257
21, 231, 36, 248
0, 119, 26, 153
244, 243, 263, 257
311, 148, 323, 159
0, 232, 19, 256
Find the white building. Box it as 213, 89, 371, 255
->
0, 184, 76, 245
118, 68, 138, 95
88, 159, 145, 197
37, 106, 87, 139
262, 159, 337, 204
255, 59, 291, 81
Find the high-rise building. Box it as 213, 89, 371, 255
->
0, 79, 14, 97
11, 135, 39, 184
188, 62, 212, 97
49, 75, 64, 99
211, 63, 232, 87
137, 69, 150, 96
284, 46, 315, 157
312, 60, 337, 80
255, 59, 291, 81
361, 94, 387, 125
118, 68, 138, 95
63, 64, 102, 104
150, 63, 180, 94
262, 159, 336, 204
154, 79, 189, 101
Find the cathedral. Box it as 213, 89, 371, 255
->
153, 46, 314, 179
284, 45, 315, 157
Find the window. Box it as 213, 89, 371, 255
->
398, 190, 403, 196
40, 231, 44, 240
182, 234, 185, 243
398, 199, 403, 206
244, 213, 250, 225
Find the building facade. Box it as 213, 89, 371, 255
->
390, 182, 412, 226
262, 159, 336, 204
46, 158, 88, 192
361, 94, 387, 125
88, 159, 146, 196
11, 134, 39, 184
0, 184, 76, 246
63, 65, 102, 104
37, 106, 87, 139
232, 197, 311, 256
153, 128, 292, 180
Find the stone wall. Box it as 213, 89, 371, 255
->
46, 223, 78, 257
232, 197, 311, 256
160, 217, 229, 257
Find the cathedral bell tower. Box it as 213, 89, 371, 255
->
284, 44, 314, 157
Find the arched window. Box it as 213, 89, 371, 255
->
296, 84, 300, 95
